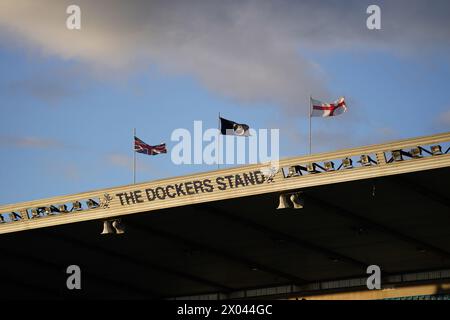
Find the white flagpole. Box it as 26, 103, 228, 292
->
309, 96, 312, 155
133, 128, 136, 184
218, 112, 221, 169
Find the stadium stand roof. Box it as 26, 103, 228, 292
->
1, 131, 449, 299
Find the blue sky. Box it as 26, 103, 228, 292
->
0, 0, 449, 204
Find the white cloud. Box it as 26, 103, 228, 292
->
0, 136, 64, 148
437, 109, 450, 126
0, 0, 449, 114
106, 153, 152, 173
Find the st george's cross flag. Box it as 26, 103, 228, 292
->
134, 136, 167, 155
220, 117, 250, 136
311, 97, 347, 117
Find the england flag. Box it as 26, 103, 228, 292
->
311, 97, 347, 117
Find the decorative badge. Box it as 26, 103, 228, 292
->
259, 161, 279, 183
100, 193, 113, 209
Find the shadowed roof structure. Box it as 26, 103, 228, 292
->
1, 132, 449, 299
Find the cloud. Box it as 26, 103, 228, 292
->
5, 77, 72, 104
61, 164, 81, 181
41, 161, 82, 182
106, 153, 152, 173
0, 136, 65, 149
0, 0, 449, 114
0, 65, 87, 104
436, 109, 450, 127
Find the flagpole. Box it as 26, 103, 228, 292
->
133, 128, 136, 184
309, 96, 312, 155
218, 112, 221, 169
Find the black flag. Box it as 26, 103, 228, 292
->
220, 117, 250, 136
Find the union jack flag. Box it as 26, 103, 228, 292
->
134, 136, 167, 155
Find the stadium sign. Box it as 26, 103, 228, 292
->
115, 170, 269, 207
0, 131, 449, 235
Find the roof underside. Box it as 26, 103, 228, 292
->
1, 167, 450, 299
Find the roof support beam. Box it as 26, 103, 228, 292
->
386, 176, 450, 208
43, 229, 233, 294
0, 245, 156, 298
305, 195, 450, 262
0, 265, 62, 298
127, 221, 309, 285
200, 204, 371, 271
